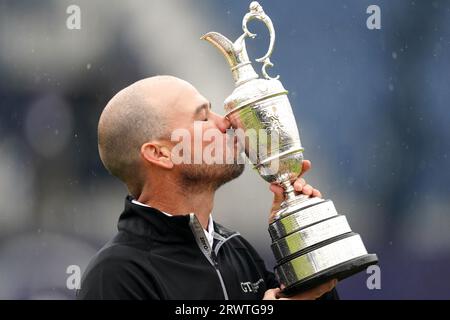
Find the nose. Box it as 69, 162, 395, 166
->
210, 111, 231, 133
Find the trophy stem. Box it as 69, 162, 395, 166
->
279, 179, 310, 209
280, 180, 296, 203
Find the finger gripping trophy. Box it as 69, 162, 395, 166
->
202, 1, 378, 295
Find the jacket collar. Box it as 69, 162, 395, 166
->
117, 195, 237, 243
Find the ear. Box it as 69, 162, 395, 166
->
140, 142, 174, 169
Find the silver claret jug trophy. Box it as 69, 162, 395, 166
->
202, 1, 378, 295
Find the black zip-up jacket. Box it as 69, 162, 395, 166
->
77, 196, 339, 300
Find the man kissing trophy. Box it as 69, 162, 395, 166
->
201, 1, 378, 296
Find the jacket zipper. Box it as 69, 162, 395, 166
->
210, 251, 229, 300
188, 213, 229, 300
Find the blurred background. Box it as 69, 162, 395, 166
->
0, 0, 449, 299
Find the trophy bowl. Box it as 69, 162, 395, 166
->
224, 79, 304, 186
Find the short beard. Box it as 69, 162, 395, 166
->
177, 163, 245, 192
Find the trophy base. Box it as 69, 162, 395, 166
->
280, 254, 378, 297
269, 197, 378, 298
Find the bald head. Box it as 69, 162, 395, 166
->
98, 75, 196, 193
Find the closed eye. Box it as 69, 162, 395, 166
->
195, 102, 212, 121
203, 109, 209, 121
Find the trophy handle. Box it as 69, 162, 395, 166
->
242, 1, 279, 80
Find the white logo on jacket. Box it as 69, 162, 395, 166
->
240, 278, 264, 293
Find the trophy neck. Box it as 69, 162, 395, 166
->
231, 36, 259, 86
232, 63, 259, 87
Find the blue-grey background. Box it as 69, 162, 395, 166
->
0, 0, 449, 299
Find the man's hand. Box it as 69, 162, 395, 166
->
263, 279, 337, 300
269, 160, 322, 223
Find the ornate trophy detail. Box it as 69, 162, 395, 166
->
202, 1, 378, 295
